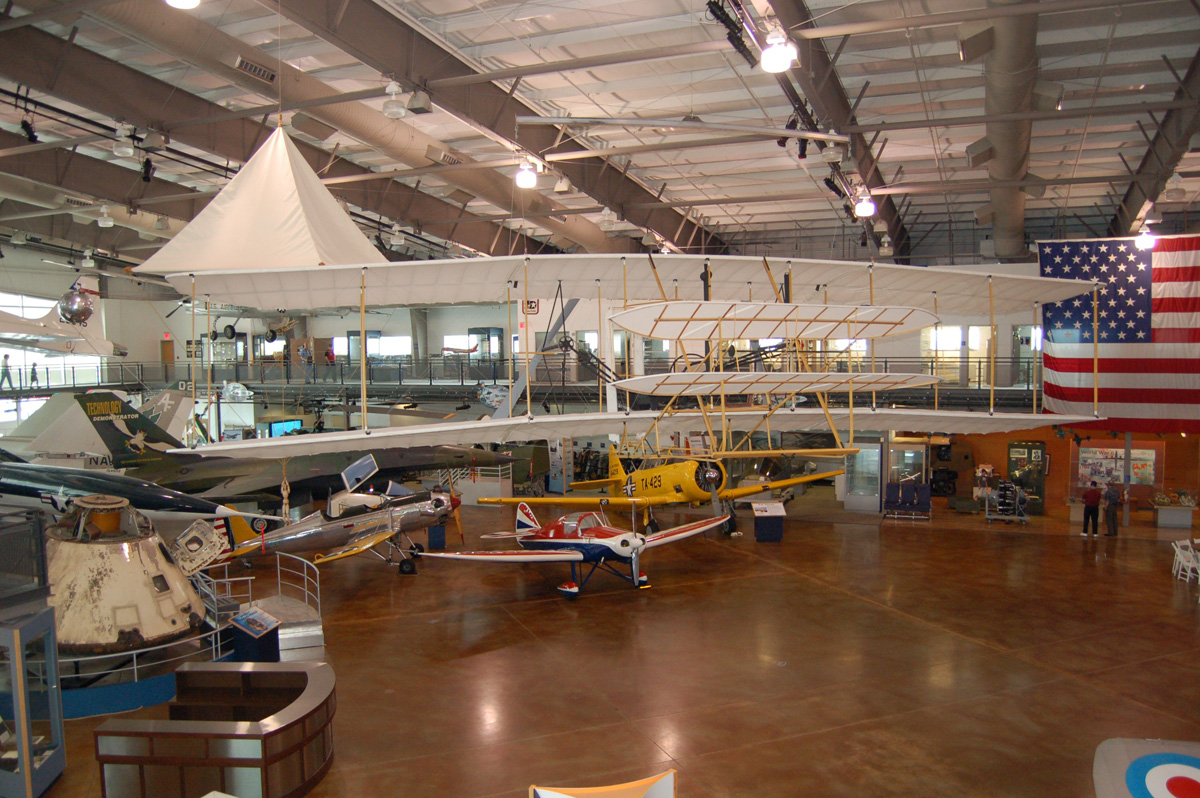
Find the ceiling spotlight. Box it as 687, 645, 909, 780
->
141, 157, 156, 183
879, 234, 894, 257
514, 159, 538, 189
141, 130, 166, 152
854, 187, 876, 218
165, 0, 200, 9
20, 118, 38, 143
760, 22, 797, 73
406, 90, 433, 114
113, 124, 135, 157
97, 205, 114, 228
1163, 173, 1186, 202
553, 175, 571, 194
1135, 226, 1155, 251
382, 81, 407, 119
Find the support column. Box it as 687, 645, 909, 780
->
1123, 431, 1132, 527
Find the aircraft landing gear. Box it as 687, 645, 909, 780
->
720, 503, 740, 537
644, 511, 661, 535
398, 559, 417, 575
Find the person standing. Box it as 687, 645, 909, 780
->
298, 342, 312, 383
1104, 482, 1122, 537
324, 346, 335, 381
28, 361, 38, 388
0, 354, 11, 389
1081, 481, 1102, 537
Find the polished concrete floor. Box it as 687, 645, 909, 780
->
49, 495, 1200, 797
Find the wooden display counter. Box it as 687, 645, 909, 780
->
94, 661, 335, 798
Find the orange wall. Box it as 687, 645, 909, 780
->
952, 428, 1199, 515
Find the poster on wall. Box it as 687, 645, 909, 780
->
1076, 447, 1155, 486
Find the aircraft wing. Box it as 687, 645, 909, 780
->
419, 549, 585, 563
569, 476, 624, 491
718, 469, 845, 502
642, 516, 730, 549
478, 495, 677, 509
312, 528, 398, 565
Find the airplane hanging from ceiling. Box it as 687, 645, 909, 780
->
419, 502, 729, 598
0, 280, 127, 357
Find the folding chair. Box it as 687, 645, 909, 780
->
531, 769, 675, 798
1172, 540, 1199, 582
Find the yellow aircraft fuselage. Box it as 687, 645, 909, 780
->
607, 459, 725, 506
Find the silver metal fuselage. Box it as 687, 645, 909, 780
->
256, 492, 452, 556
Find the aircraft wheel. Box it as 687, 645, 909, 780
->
223, 324, 236, 340
646, 518, 661, 535
721, 515, 738, 536
411, 542, 425, 554
398, 559, 417, 575
265, 328, 278, 343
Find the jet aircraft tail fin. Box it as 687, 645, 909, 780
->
77, 392, 185, 470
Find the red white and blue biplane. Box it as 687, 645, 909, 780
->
419, 503, 729, 598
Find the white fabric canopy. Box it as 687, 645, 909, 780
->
138, 252, 1092, 317
613, 371, 940, 396
134, 128, 384, 278
175, 407, 1092, 459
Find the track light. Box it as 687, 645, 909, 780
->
382, 81, 407, 119
165, 0, 200, 9
541, 399, 551, 413
1135, 226, 1155, 251
141, 157, 156, 182
854, 187, 876, 218
823, 176, 846, 200
760, 21, 797, 73
515, 159, 538, 189
20, 118, 38, 143
97, 205, 114, 228
113, 124, 135, 157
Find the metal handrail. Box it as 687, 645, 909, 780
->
274, 552, 320, 617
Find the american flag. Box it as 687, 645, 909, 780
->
1038, 234, 1200, 433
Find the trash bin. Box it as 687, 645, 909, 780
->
427, 524, 446, 550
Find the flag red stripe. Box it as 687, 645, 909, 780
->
1151, 296, 1200, 313
1042, 383, 1200, 405
1152, 265, 1200, 283
1151, 328, 1200, 343
1041, 353, 1200, 374
1154, 236, 1200, 253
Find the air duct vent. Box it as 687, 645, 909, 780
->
234, 56, 277, 84
425, 146, 463, 166
61, 195, 93, 208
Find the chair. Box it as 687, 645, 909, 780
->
914, 484, 933, 519
531, 769, 675, 798
883, 482, 901, 515
899, 482, 917, 510
1172, 540, 1198, 582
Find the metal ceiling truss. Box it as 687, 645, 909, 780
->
258, 0, 727, 255
0, 25, 552, 258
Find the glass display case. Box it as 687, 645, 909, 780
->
844, 440, 883, 513
0, 607, 64, 798
1008, 440, 1046, 515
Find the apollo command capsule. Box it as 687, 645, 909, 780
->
45, 494, 206, 654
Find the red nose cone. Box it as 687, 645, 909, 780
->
451, 495, 462, 510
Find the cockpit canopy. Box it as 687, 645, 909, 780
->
558, 511, 606, 536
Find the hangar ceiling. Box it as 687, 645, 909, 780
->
0, 0, 1197, 276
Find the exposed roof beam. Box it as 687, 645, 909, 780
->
0, 25, 549, 257
842, 99, 1198, 133
259, 0, 725, 254
768, 0, 911, 261
0, 0, 121, 33
1107, 46, 1200, 235
788, 0, 1176, 41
